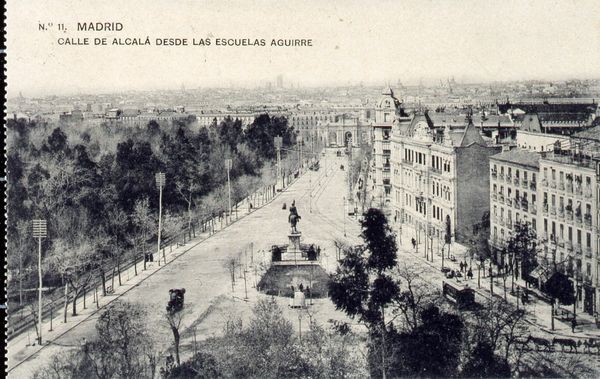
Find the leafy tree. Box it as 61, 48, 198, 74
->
461, 341, 511, 378
545, 271, 575, 305
46, 127, 69, 155
506, 222, 537, 280
384, 305, 464, 378
329, 208, 399, 378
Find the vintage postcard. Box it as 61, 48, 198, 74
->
5, 0, 600, 378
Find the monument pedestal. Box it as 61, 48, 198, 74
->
281, 231, 303, 261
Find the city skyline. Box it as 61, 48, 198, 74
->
7, 0, 600, 97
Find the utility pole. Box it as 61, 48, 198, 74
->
225, 158, 233, 221
32, 219, 47, 346
243, 268, 248, 300
274, 136, 283, 189
156, 172, 166, 265
309, 163, 312, 213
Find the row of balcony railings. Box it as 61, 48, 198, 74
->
541, 178, 593, 198
491, 170, 537, 191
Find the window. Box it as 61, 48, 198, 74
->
586, 233, 591, 248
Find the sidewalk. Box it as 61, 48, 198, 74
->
7, 176, 300, 374
395, 225, 600, 340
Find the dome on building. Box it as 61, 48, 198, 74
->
377, 86, 396, 109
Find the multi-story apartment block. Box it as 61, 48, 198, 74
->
489, 149, 541, 257
371, 87, 405, 208
489, 126, 600, 316
390, 110, 502, 247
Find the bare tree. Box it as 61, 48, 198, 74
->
130, 197, 155, 270
391, 262, 441, 332
165, 309, 191, 366
223, 257, 240, 293
51, 238, 98, 316
176, 180, 200, 234
466, 297, 528, 366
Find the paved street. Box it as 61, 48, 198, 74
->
8, 149, 361, 378
10, 148, 598, 378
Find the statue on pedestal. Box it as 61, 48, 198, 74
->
288, 200, 301, 233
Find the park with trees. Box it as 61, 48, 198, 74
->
7, 114, 297, 333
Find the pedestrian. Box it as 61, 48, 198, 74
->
411, 238, 416, 250
299, 283, 304, 291
571, 317, 577, 333
291, 285, 295, 293
467, 268, 473, 280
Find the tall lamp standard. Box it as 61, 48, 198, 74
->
343, 196, 347, 237
32, 219, 47, 345
155, 172, 166, 265
225, 158, 233, 222
274, 136, 283, 188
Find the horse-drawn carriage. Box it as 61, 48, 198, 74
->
166, 288, 186, 313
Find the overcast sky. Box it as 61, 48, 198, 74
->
6, 0, 600, 96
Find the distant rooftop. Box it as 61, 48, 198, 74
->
572, 125, 600, 142
491, 148, 541, 168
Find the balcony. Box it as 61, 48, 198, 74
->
492, 193, 498, 201
491, 171, 497, 179
513, 177, 520, 186
550, 181, 557, 189
530, 204, 536, 215
541, 178, 548, 187
584, 247, 592, 259
584, 187, 593, 198
498, 195, 505, 204
574, 244, 583, 255
530, 181, 537, 191
566, 209, 574, 220
574, 185, 583, 196
558, 207, 565, 219
499, 218, 505, 227
499, 173, 505, 180
574, 211, 583, 226
584, 275, 592, 285
584, 213, 592, 227
566, 182, 573, 193
506, 175, 512, 183
506, 198, 513, 207
514, 200, 521, 210
558, 181, 565, 191
542, 204, 548, 215
550, 206, 556, 215
521, 178, 529, 188
565, 241, 573, 251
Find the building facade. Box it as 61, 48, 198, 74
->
371, 87, 396, 207
489, 126, 600, 317
489, 149, 540, 261
390, 111, 502, 249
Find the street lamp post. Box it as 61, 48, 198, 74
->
343, 196, 347, 237
32, 219, 47, 346
155, 172, 166, 265
225, 158, 233, 222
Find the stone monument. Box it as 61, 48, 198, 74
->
283, 200, 302, 260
